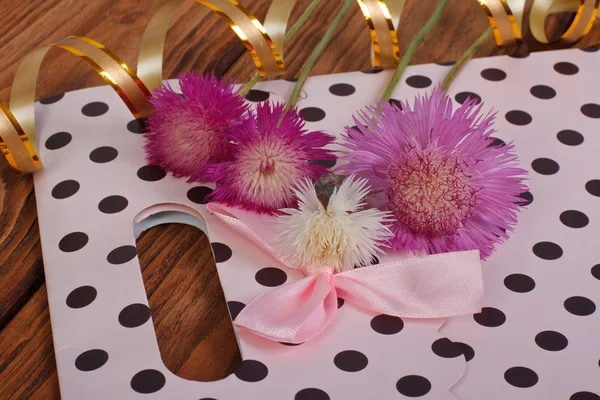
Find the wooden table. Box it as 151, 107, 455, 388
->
0, 1, 598, 398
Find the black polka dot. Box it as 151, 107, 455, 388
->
585, 180, 600, 197
509, 52, 529, 58
431, 338, 463, 358
436, 61, 456, 66
557, 130, 584, 146
227, 301, 246, 321
119, 303, 151, 328
187, 186, 213, 204
388, 98, 402, 110
280, 341, 302, 346
505, 110, 532, 126
361, 68, 384, 74
295, 388, 330, 400
396, 375, 432, 397
455, 92, 481, 105
52, 180, 80, 199
211, 242, 232, 263
299, 107, 326, 122
130, 369, 166, 393
333, 350, 368, 372
66, 286, 97, 308
59, 232, 89, 252
370, 314, 404, 335
255, 267, 287, 287
82, 101, 109, 117
592, 264, 600, 280
89, 146, 118, 163
127, 118, 147, 134
530, 85, 556, 99
504, 366, 538, 388
406, 75, 432, 89
245, 90, 270, 102
533, 241, 563, 260
284, 77, 299, 82
310, 159, 337, 168
75, 349, 108, 371
329, 83, 356, 96
531, 158, 559, 175
571, 392, 600, 400
137, 165, 166, 182
516, 191, 534, 206
504, 273, 535, 293
473, 307, 506, 327
337, 297, 345, 308
455, 342, 475, 361
234, 359, 268, 382
535, 330, 568, 351
481, 68, 506, 81
554, 62, 579, 75
581, 103, 600, 118
487, 137, 506, 147
560, 210, 589, 228
107, 245, 137, 265
98, 195, 128, 214
564, 296, 596, 316
582, 45, 600, 52
40, 93, 65, 104
45, 132, 72, 150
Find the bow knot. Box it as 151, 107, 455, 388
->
208, 203, 483, 344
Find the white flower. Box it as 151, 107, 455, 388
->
275, 175, 393, 274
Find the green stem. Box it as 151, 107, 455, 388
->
441, 26, 493, 93
239, 0, 322, 96
381, 0, 450, 101
285, 0, 355, 112
284, 0, 321, 45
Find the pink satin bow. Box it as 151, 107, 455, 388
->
207, 204, 484, 344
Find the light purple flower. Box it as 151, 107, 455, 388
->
144, 72, 247, 181
340, 89, 528, 259
206, 102, 335, 213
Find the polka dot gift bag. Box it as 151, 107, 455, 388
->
2, 1, 600, 399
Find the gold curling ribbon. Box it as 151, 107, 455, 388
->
1, 36, 151, 175
479, 0, 599, 48
358, 0, 406, 68
138, 0, 294, 91
477, 0, 524, 48
530, 0, 599, 44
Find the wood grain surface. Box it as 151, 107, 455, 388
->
0, 0, 598, 398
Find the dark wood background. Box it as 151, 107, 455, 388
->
0, 0, 598, 398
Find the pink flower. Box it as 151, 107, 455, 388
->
144, 72, 247, 181
206, 102, 335, 213
340, 90, 528, 259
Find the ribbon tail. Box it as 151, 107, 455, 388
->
234, 273, 338, 344
334, 250, 484, 318
207, 203, 297, 269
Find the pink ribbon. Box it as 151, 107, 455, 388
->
208, 204, 484, 344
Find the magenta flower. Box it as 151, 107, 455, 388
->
144, 72, 247, 181
340, 90, 528, 259
205, 102, 335, 213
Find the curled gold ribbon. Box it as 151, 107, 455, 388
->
478, 0, 599, 48
1, 36, 151, 174
530, 0, 599, 44
477, 0, 524, 48
138, 0, 293, 91
358, 0, 406, 68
